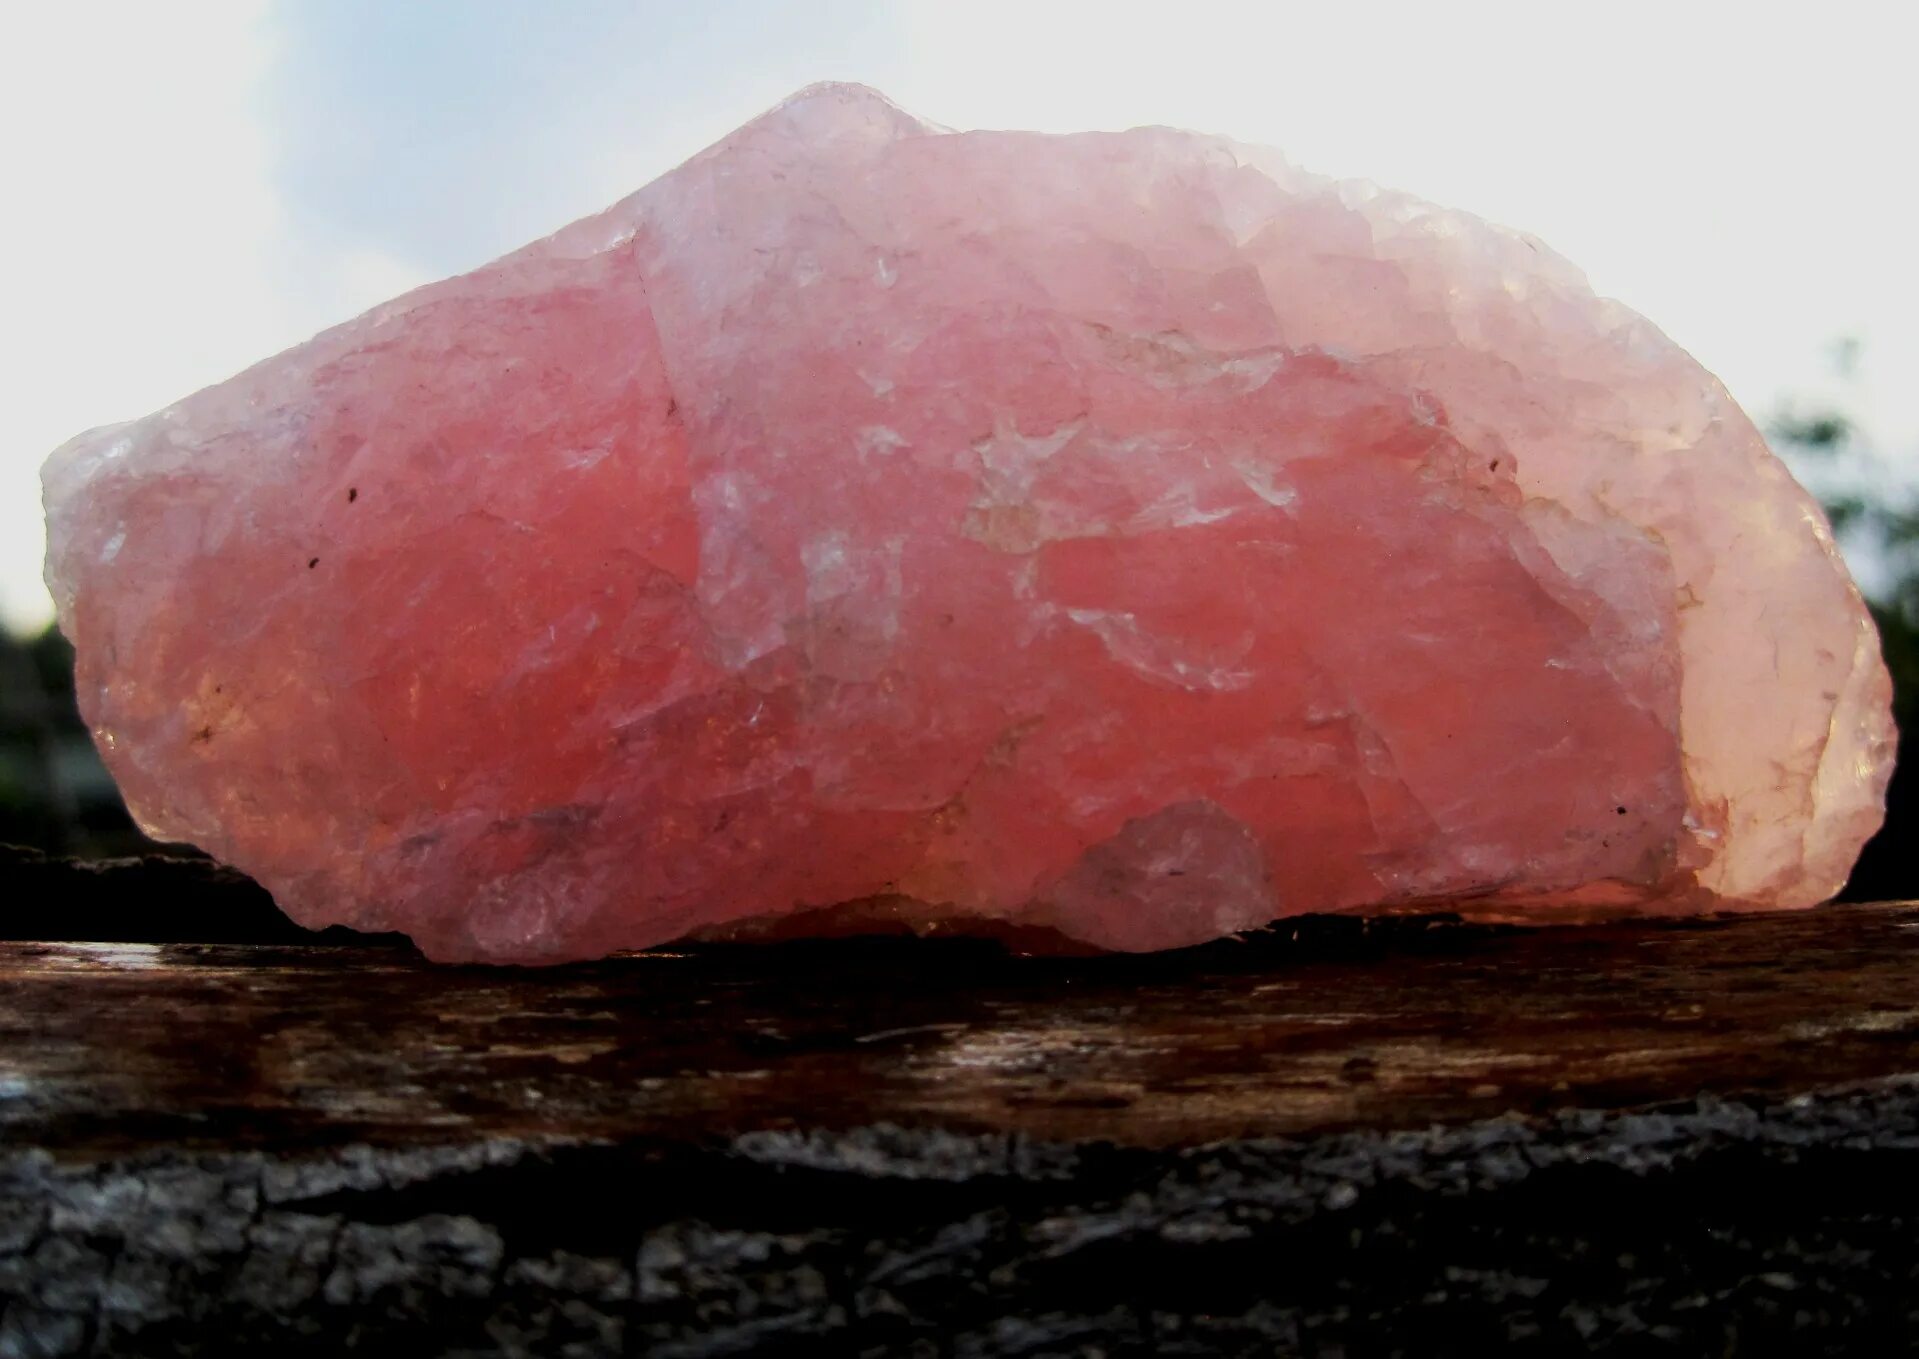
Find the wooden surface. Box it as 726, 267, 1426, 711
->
3, 868, 1918, 1355
2, 902, 1917, 1155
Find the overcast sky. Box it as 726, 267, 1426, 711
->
4, 0, 1915, 632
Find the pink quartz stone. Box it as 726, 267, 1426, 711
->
41, 85, 1895, 962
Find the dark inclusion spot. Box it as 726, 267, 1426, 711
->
347, 487, 359, 503
1616, 806, 1628, 815
192, 725, 214, 744
308, 558, 320, 569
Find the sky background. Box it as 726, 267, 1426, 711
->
4, 0, 1915, 634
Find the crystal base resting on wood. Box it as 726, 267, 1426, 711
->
41, 84, 1893, 961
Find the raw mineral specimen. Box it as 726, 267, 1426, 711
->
42, 85, 1894, 962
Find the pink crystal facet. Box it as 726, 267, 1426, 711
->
42, 85, 1895, 962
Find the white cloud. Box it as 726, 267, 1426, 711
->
5, 0, 1914, 635
334, 248, 434, 315
897, 0, 1919, 452
0, 1, 291, 633
0, 4, 442, 634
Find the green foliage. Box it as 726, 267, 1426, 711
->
1770, 354, 1918, 899
1773, 411, 1853, 450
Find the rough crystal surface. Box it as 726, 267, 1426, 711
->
42, 85, 1894, 962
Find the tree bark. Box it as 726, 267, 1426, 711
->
2, 849, 1916, 1355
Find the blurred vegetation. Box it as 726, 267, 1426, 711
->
0, 626, 147, 856
1770, 355, 1918, 902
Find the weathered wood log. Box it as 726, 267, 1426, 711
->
2, 848, 1916, 1355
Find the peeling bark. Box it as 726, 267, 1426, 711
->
2, 1085, 1917, 1355
2, 851, 1916, 1354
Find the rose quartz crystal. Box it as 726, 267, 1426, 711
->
42, 85, 1894, 962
